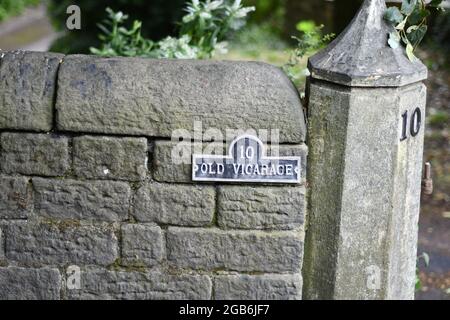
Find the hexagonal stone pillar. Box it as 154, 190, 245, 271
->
303, 0, 427, 299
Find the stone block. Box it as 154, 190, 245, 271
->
167, 227, 303, 272
217, 186, 305, 230
121, 224, 164, 267
67, 269, 211, 300
5, 222, 118, 266
56, 56, 306, 143
0, 175, 31, 219
215, 274, 302, 300
0, 132, 69, 176
33, 178, 130, 222
0, 267, 61, 300
134, 182, 215, 226
0, 51, 63, 131
73, 135, 147, 181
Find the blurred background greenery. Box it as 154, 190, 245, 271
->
0, 0, 40, 22
1, 0, 449, 85
0, 0, 449, 300
44, 0, 450, 61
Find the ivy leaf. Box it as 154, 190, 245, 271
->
409, 7, 430, 25
406, 42, 416, 61
407, 25, 419, 33
388, 31, 401, 49
421, 252, 430, 267
395, 18, 407, 30
384, 7, 404, 24
407, 25, 427, 48
415, 271, 422, 291
401, 0, 418, 16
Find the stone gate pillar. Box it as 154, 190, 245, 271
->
303, 0, 428, 299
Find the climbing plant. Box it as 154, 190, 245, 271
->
384, 0, 445, 61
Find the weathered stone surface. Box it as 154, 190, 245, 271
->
33, 178, 130, 222
0, 175, 31, 219
0, 51, 63, 131
153, 140, 307, 183
121, 224, 164, 267
304, 80, 426, 300
134, 182, 215, 226
308, 0, 427, 87
215, 274, 302, 300
5, 222, 118, 266
0, 227, 4, 262
56, 55, 306, 143
0, 267, 61, 300
304, 81, 350, 300
167, 227, 303, 272
388, 84, 426, 300
68, 269, 211, 300
0, 132, 69, 176
217, 186, 305, 230
73, 135, 148, 181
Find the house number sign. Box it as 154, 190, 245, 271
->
192, 134, 301, 184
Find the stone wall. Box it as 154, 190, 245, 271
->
0, 51, 307, 300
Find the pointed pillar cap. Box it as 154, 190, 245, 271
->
308, 0, 427, 87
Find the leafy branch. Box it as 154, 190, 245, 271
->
282, 23, 335, 85
384, 0, 445, 61
180, 0, 255, 58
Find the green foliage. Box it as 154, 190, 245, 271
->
415, 270, 422, 291
296, 20, 316, 33
429, 111, 449, 127
90, 0, 255, 59
90, 9, 156, 58
0, 0, 40, 22
384, 0, 445, 61
180, 0, 255, 58
282, 22, 334, 85
230, 23, 287, 56
48, 0, 187, 54
242, 0, 285, 36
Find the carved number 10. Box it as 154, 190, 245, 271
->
400, 107, 421, 141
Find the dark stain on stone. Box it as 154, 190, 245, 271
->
70, 80, 87, 99
9, 191, 28, 210
18, 63, 31, 78
82, 63, 112, 91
